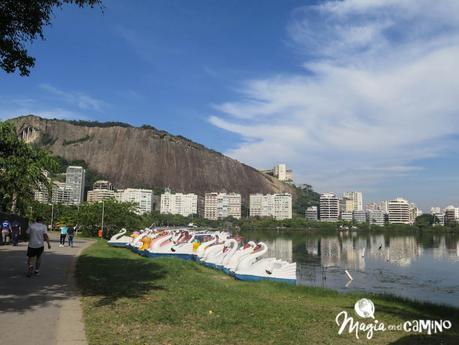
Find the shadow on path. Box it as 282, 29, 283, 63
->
0, 239, 87, 314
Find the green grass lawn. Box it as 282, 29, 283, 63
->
76, 240, 459, 345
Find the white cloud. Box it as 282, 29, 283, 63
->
210, 0, 459, 194
40, 83, 108, 112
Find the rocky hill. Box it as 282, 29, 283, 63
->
11, 115, 294, 198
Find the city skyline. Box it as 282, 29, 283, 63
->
38, 165, 459, 214
2, 0, 459, 209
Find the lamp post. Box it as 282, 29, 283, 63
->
101, 200, 105, 231
50, 203, 54, 231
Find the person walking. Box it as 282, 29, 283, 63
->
11, 220, 21, 246
59, 224, 68, 247
67, 224, 75, 247
1, 219, 12, 245
26, 216, 51, 277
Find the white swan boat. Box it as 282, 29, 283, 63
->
224, 241, 256, 274
207, 239, 239, 270
107, 228, 131, 247
146, 230, 194, 259
199, 232, 230, 265
169, 231, 196, 260
233, 242, 297, 284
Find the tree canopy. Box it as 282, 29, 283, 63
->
414, 214, 439, 228
0, 121, 58, 213
0, 0, 101, 76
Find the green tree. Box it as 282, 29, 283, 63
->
0, 121, 58, 214
0, 0, 101, 76
415, 214, 438, 228
77, 200, 141, 238
292, 184, 320, 216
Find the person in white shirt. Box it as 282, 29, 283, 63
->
26, 216, 51, 277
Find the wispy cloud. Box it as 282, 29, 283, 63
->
0, 98, 85, 121
115, 25, 156, 64
210, 0, 459, 194
40, 83, 108, 112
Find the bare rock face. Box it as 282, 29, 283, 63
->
12, 115, 294, 197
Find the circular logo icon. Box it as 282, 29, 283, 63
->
354, 298, 375, 319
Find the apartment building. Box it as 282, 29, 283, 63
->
160, 190, 198, 217
65, 166, 85, 205
249, 193, 292, 220
204, 192, 241, 220
320, 193, 339, 222
388, 198, 411, 224
115, 188, 153, 214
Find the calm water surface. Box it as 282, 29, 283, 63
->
246, 230, 459, 307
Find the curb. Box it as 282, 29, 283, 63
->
56, 239, 94, 345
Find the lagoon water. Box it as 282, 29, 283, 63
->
246, 231, 459, 307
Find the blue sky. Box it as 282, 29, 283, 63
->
1, 0, 459, 210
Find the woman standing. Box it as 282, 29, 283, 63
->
59, 224, 68, 247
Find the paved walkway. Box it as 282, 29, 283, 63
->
0, 233, 93, 345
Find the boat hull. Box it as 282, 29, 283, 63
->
108, 242, 129, 247
234, 273, 296, 285
147, 252, 195, 260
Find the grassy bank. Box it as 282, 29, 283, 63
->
76, 241, 459, 345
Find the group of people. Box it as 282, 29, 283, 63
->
1, 219, 21, 246
59, 224, 76, 247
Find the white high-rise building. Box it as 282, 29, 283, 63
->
227, 193, 242, 219
388, 198, 411, 224
448, 206, 459, 219
249, 193, 292, 220
431, 207, 442, 214
51, 181, 72, 204
380, 201, 389, 214
87, 189, 115, 203
250, 194, 272, 217
305, 206, 318, 221
87, 180, 115, 203
115, 188, 153, 214
274, 164, 287, 181
444, 205, 458, 224
368, 209, 384, 226
93, 180, 113, 190
34, 187, 49, 203
343, 191, 363, 211
353, 210, 367, 223
320, 193, 339, 222
430, 207, 445, 226
341, 212, 353, 222
273, 193, 292, 220
410, 203, 422, 223
65, 166, 85, 205
204, 193, 241, 220
33, 171, 51, 203
342, 197, 354, 213
160, 190, 198, 217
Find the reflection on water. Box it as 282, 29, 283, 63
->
263, 238, 293, 263
247, 231, 459, 307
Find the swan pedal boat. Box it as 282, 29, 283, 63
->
107, 228, 131, 247
108, 229, 297, 284
232, 242, 297, 284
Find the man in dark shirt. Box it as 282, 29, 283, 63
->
67, 224, 75, 247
